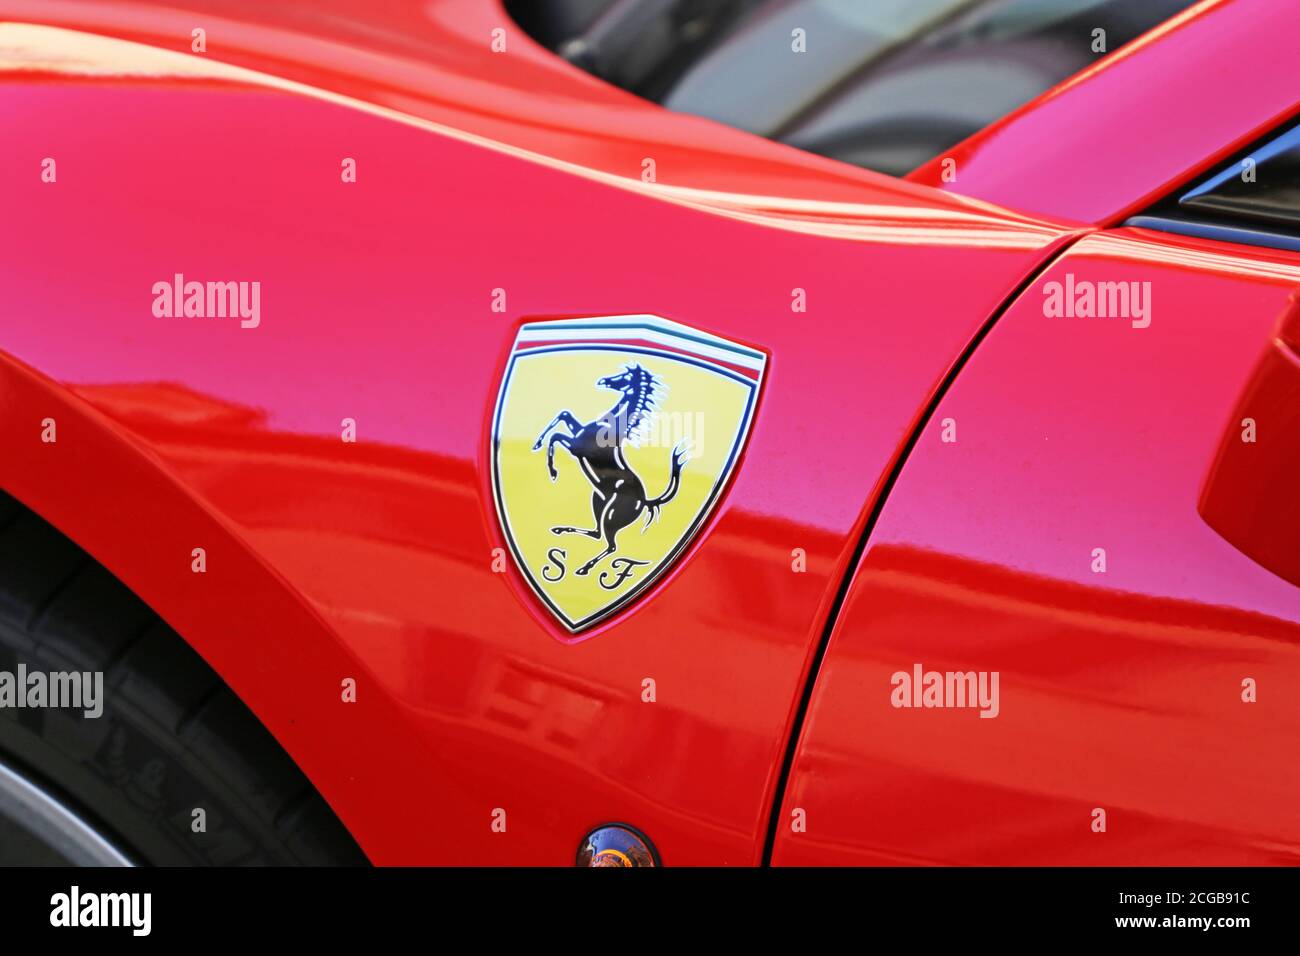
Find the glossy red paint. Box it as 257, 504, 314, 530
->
908, 0, 1300, 227
774, 230, 1300, 864
1, 0, 1021, 210
0, 14, 1075, 865
7, 0, 1297, 869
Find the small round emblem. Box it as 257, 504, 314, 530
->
576, 824, 659, 867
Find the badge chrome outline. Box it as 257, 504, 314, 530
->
489, 314, 766, 633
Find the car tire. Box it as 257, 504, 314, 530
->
0, 490, 367, 865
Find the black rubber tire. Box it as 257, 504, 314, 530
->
0, 490, 368, 865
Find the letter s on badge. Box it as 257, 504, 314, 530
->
490, 315, 766, 633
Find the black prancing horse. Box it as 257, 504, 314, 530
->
531, 364, 689, 577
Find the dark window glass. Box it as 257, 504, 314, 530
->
509, 0, 1196, 176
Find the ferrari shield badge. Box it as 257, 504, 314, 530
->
491, 315, 766, 632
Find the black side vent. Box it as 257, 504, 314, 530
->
1127, 121, 1300, 253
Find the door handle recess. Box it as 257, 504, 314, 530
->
1200, 292, 1300, 588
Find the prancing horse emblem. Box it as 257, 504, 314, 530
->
532, 364, 690, 577
491, 314, 766, 634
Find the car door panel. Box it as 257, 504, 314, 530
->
774, 228, 1300, 865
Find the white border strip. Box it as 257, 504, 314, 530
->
517, 315, 765, 371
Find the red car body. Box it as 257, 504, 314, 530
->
1, 0, 1297, 865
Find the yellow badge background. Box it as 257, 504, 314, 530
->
495, 347, 754, 629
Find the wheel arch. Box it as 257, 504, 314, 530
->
0, 349, 406, 862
